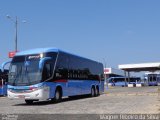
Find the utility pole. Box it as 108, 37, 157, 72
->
15, 16, 18, 51
103, 58, 107, 85
7, 15, 18, 51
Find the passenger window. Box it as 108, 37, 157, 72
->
55, 68, 68, 79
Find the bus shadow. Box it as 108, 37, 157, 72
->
13, 95, 92, 106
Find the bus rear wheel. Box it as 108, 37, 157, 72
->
95, 86, 99, 97
25, 100, 33, 104
91, 87, 95, 97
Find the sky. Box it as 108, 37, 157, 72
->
0, 0, 160, 75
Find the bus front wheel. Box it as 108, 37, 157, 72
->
54, 88, 62, 103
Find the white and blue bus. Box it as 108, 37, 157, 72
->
8, 48, 104, 104
0, 69, 8, 96
107, 76, 141, 87
0, 61, 11, 96
145, 73, 160, 86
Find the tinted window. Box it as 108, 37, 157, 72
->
54, 52, 69, 80
12, 56, 25, 63
44, 52, 58, 59
53, 52, 103, 81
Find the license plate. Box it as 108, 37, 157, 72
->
18, 95, 25, 98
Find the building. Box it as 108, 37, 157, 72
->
119, 62, 160, 86
104, 68, 124, 78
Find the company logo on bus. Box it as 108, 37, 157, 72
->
28, 55, 40, 59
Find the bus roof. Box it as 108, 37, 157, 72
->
15, 48, 102, 65
15, 48, 59, 56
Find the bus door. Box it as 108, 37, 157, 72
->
157, 74, 160, 86
148, 74, 157, 86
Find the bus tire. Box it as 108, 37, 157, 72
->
54, 87, 62, 103
25, 100, 33, 104
95, 86, 99, 96
91, 86, 95, 97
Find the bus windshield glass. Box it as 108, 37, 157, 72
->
8, 55, 42, 86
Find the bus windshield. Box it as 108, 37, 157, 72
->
8, 55, 42, 86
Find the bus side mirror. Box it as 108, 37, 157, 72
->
39, 57, 52, 72
1, 61, 11, 72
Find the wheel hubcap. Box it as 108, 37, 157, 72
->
56, 91, 60, 99
92, 88, 94, 96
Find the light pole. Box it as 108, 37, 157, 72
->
103, 58, 107, 85
15, 16, 18, 52
6, 15, 26, 52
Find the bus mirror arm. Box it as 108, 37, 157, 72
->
39, 57, 52, 72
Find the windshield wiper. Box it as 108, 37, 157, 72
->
8, 72, 16, 85
14, 66, 23, 86
25, 67, 31, 85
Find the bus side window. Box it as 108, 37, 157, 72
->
58, 68, 68, 79
43, 63, 52, 80
54, 67, 68, 80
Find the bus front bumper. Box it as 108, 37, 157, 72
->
7, 87, 50, 101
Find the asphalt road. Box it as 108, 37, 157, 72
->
0, 86, 159, 120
